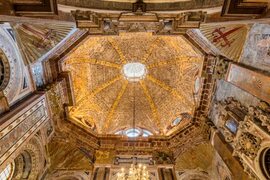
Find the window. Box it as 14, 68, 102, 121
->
0, 163, 13, 180
172, 117, 182, 126
115, 128, 153, 137
225, 119, 238, 134
125, 128, 140, 138
142, 129, 153, 137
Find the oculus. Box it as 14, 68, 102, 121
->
122, 62, 147, 82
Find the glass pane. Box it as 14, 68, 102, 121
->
0, 163, 12, 180
125, 128, 140, 137
225, 119, 238, 134
172, 117, 182, 126
142, 129, 153, 137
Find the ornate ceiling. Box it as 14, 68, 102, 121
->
62, 32, 204, 135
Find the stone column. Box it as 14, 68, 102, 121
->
92, 166, 110, 180
157, 166, 176, 180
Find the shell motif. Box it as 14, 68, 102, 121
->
12, 22, 74, 65
200, 24, 248, 61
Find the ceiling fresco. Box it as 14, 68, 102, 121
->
62, 33, 204, 135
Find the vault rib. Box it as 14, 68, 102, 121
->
139, 80, 162, 133
146, 75, 193, 109
141, 37, 161, 64
103, 80, 129, 132
67, 58, 121, 69
108, 37, 127, 64
70, 75, 122, 111
147, 56, 202, 69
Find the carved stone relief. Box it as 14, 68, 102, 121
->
215, 98, 247, 143
72, 10, 206, 35
0, 24, 34, 106
247, 101, 270, 131
0, 94, 49, 165
213, 56, 230, 80
234, 131, 261, 160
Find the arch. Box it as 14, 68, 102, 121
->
176, 170, 210, 180
259, 147, 270, 179
254, 143, 270, 180
0, 49, 10, 90
12, 135, 45, 180
45, 170, 91, 180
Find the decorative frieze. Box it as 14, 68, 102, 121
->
215, 97, 247, 143
247, 101, 270, 131
213, 56, 230, 80
0, 94, 49, 165
234, 131, 261, 160
72, 10, 206, 35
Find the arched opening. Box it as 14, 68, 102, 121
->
12, 151, 32, 179
0, 49, 10, 91
260, 147, 270, 179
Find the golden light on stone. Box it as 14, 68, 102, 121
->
116, 164, 150, 180
62, 32, 204, 135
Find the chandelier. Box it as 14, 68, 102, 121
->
116, 164, 150, 180
117, 69, 150, 180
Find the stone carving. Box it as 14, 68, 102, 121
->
213, 56, 230, 80
132, 0, 146, 12
234, 131, 261, 159
12, 22, 74, 65
216, 97, 247, 143
247, 101, 270, 131
72, 10, 206, 35
0, 95, 49, 164
63, 33, 203, 135
0, 49, 10, 90
239, 158, 258, 179
152, 151, 174, 164
0, 25, 29, 105
95, 150, 114, 164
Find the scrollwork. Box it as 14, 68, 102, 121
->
213, 56, 230, 80
234, 132, 261, 159
247, 101, 270, 132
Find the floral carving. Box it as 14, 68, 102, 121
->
214, 56, 230, 80
247, 101, 270, 131
234, 132, 261, 159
